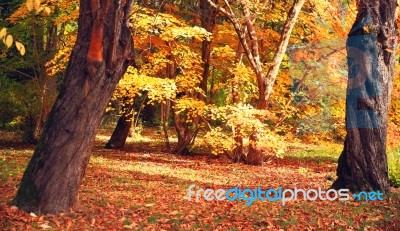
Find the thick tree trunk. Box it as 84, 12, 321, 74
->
332, 0, 398, 193
105, 98, 135, 149
13, 0, 134, 214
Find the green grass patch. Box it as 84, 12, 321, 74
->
0, 150, 28, 181
388, 147, 400, 187
284, 142, 341, 163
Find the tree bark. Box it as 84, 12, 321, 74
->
206, 0, 304, 165
161, 100, 171, 151
105, 98, 135, 149
258, 0, 305, 109
171, 102, 198, 155
247, 128, 263, 165
25, 22, 61, 143
332, 0, 398, 193
13, 0, 134, 214
199, 0, 218, 102
206, 0, 304, 109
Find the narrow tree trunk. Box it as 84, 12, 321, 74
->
199, 0, 218, 102
247, 128, 263, 165
30, 23, 60, 142
33, 68, 57, 142
206, 0, 304, 165
232, 131, 244, 163
161, 100, 171, 151
332, 0, 398, 193
172, 103, 195, 155
105, 98, 135, 149
13, 0, 134, 214
258, 0, 305, 109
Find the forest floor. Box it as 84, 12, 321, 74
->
0, 128, 399, 230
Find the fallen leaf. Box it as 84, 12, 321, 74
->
39, 223, 52, 229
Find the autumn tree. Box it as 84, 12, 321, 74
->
105, 96, 136, 149
105, 3, 214, 152
105, 0, 165, 150
1, 0, 79, 142
105, 6, 210, 154
107, 67, 176, 150
13, 0, 134, 213
207, 0, 305, 109
203, 0, 304, 165
332, 0, 398, 193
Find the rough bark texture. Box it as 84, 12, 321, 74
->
105, 99, 135, 149
13, 0, 134, 214
332, 0, 398, 193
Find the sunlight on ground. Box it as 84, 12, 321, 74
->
96, 133, 178, 144
0, 132, 399, 230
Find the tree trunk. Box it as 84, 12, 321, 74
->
199, 0, 218, 102
332, 0, 398, 193
258, 0, 305, 109
232, 131, 244, 163
247, 128, 263, 165
171, 102, 197, 155
13, 0, 134, 214
161, 100, 171, 151
105, 98, 135, 149
29, 22, 61, 143
33, 67, 57, 142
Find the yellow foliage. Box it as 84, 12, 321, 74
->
114, 67, 177, 105
0, 28, 26, 56
9, 0, 78, 23
203, 127, 236, 155
228, 63, 258, 103
174, 98, 208, 120
161, 26, 211, 42
46, 31, 77, 76
211, 45, 236, 59
202, 104, 286, 157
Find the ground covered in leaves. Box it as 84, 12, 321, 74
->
0, 129, 399, 230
